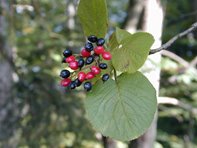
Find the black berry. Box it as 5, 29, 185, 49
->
85, 42, 94, 52
85, 55, 94, 65
96, 38, 105, 46
69, 81, 76, 89
84, 82, 92, 91
93, 53, 100, 60
78, 58, 85, 68
60, 70, 70, 78
102, 74, 110, 82
63, 49, 72, 57
88, 35, 98, 43
99, 63, 108, 69
74, 78, 82, 87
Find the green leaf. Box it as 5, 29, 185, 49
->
77, 0, 108, 38
115, 27, 131, 43
85, 72, 157, 141
110, 28, 154, 73
108, 32, 118, 50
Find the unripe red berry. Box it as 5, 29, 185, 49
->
60, 78, 71, 87
78, 72, 86, 82
66, 55, 75, 63
69, 61, 78, 70
86, 72, 95, 80
94, 46, 105, 54
91, 66, 101, 75
81, 48, 91, 57
102, 51, 112, 60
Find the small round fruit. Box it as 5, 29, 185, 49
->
81, 48, 91, 57
86, 72, 95, 80
85, 55, 94, 65
69, 81, 76, 89
74, 79, 82, 87
69, 61, 78, 70
78, 58, 85, 68
96, 38, 105, 46
63, 49, 72, 57
99, 63, 108, 69
102, 51, 112, 60
93, 53, 100, 59
88, 35, 98, 43
91, 66, 101, 75
78, 72, 86, 82
85, 42, 94, 52
102, 74, 110, 82
60, 69, 70, 78
66, 55, 75, 63
84, 82, 92, 91
94, 46, 105, 54
60, 78, 71, 87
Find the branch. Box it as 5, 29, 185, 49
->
158, 97, 197, 115
149, 22, 197, 54
161, 50, 189, 67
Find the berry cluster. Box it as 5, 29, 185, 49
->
60, 35, 112, 91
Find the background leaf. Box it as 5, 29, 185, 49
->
77, 0, 108, 38
110, 28, 154, 73
85, 72, 157, 141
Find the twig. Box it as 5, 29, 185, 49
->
158, 97, 197, 115
161, 50, 189, 67
189, 56, 197, 68
161, 50, 197, 75
149, 22, 197, 54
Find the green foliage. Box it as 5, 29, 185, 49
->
110, 27, 154, 73
2, 0, 196, 147
85, 72, 157, 141
77, 0, 156, 141
78, 0, 108, 38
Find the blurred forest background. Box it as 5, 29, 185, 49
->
0, 0, 197, 148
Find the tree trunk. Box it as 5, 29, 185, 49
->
125, 0, 164, 147
0, 0, 18, 147
123, 0, 145, 32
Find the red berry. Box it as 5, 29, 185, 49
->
78, 72, 86, 82
86, 72, 95, 80
81, 48, 91, 57
94, 46, 105, 54
102, 51, 112, 60
66, 55, 75, 63
69, 61, 78, 70
91, 66, 101, 75
60, 78, 71, 87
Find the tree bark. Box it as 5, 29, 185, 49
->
125, 0, 164, 147
123, 0, 145, 33
0, 0, 18, 147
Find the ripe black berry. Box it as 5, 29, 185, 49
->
69, 81, 76, 89
85, 42, 94, 52
99, 63, 108, 69
84, 82, 92, 91
63, 49, 72, 57
96, 38, 105, 46
85, 55, 94, 65
60, 70, 70, 78
102, 74, 110, 82
93, 53, 100, 60
88, 35, 98, 43
74, 78, 82, 87
78, 58, 85, 68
